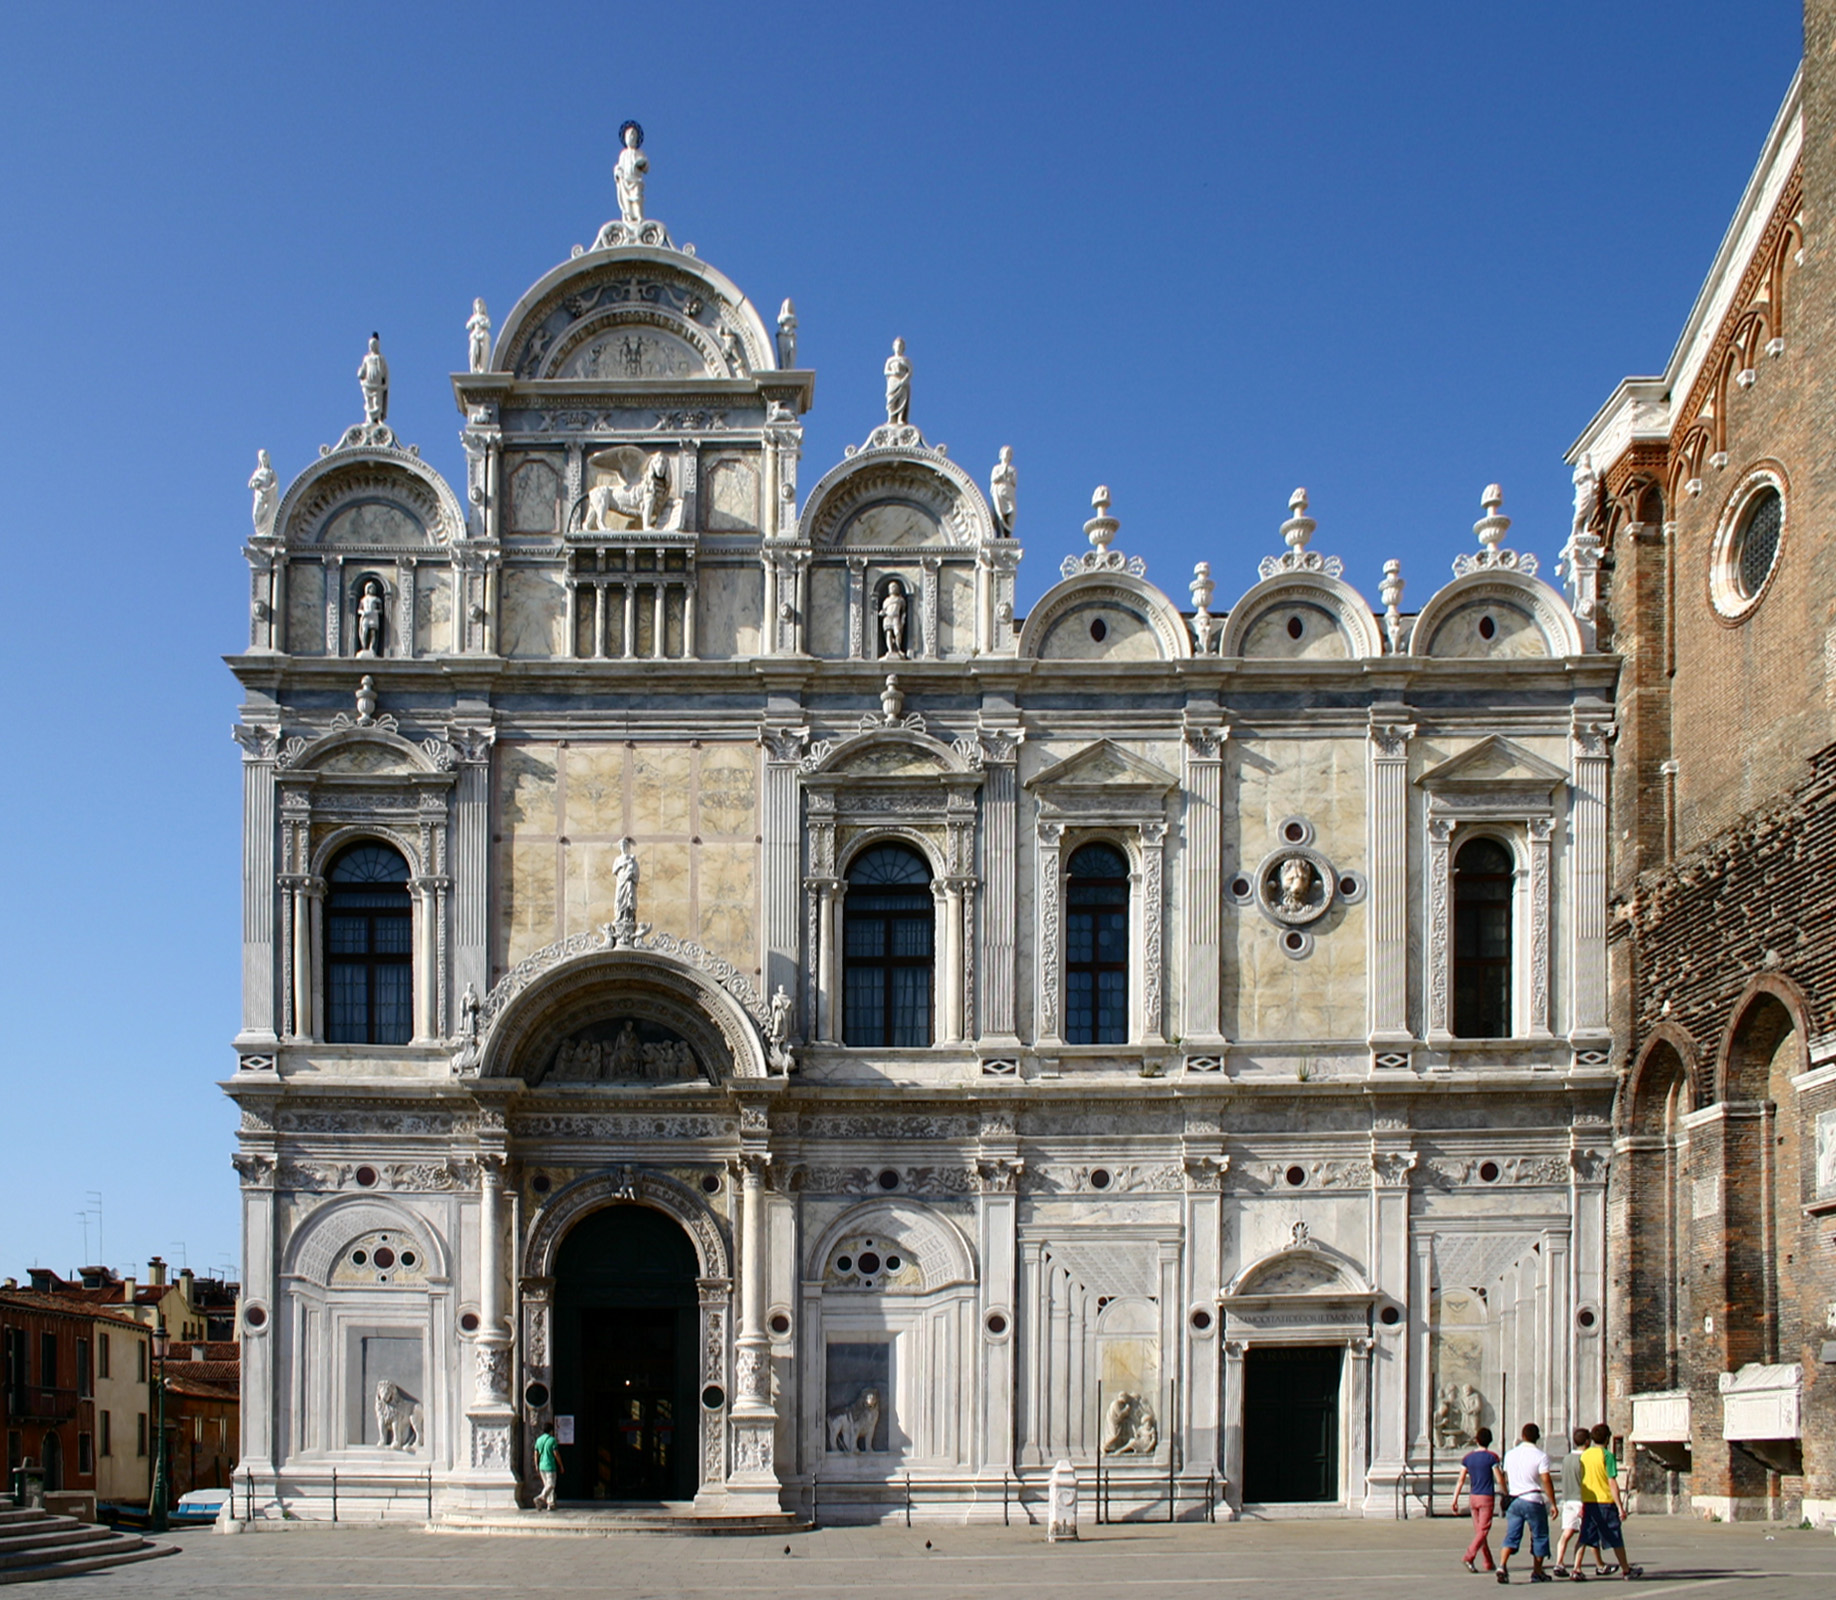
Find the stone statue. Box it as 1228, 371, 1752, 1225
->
1277, 855, 1314, 916
1571, 451, 1601, 539
1459, 1383, 1483, 1442
776, 299, 798, 367
467, 298, 492, 373
825, 1386, 882, 1453
883, 337, 911, 425
356, 578, 386, 658
991, 445, 1017, 532
460, 982, 480, 1040
615, 120, 648, 224
584, 452, 672, 532
770, 985, 793, 1046
357, 333, 389, 424
374, 1380, 423, 1449
1101, 1393, 1159, 1454
613, 837, 640, 937
249, 449, 279, 537
1434, 1385, 1463, 1450
879, 580, 908, 659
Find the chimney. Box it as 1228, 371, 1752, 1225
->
148, 1256, 167, 1288
120, 1277, 136, 1306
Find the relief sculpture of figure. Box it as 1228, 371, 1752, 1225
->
357, 332, 389, 424
1434, 1385, 1463, 1449
356, 578, 386, 658
1101, 1393, 1158, 1454
615, 120, 648, 224
991, 444, 1017, 532
466, 298, 492, 374
1459, 1383, 1483, 1442
583, 452, 671, 533
1277, 854, 1314, 916
249, 449, 279, 537
883, 337, 911, 425
879, 580, 908, 660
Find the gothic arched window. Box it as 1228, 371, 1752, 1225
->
1066, 842, 1130, 1044
325, 843, 414, 1045
843, 844, 933, 1048
1452, 837, 1514, 1039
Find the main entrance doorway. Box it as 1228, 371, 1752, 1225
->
552, 1204, 700, 1502
1242, 1344, 1342, 1503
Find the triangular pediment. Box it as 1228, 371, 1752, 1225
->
1026, 739, 1178, 795
1418, 736, 1568, 794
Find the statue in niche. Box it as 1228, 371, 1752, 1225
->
1434, 1385, 1464, 1450
1570, 451, 1601, 538
879, 580, 909, 659
356, 578, 386, 658
1277, 854, 1315, 916
883, 337, 911, 425
1459, 1383, 1483, 1443
357, 332, 389, 424
615, 120, 648, 224
609, 1021, 642, 1078
1101, 1393, 1159, 1455
776, 298, 797, 367
467, 298, 492, 373
248, 449, 279, 537
613, 837, 641, 941
373, 1380, 423, 1450
991, 444, 1017, 532
460, 983, 480, 1040
826, 1386, 882, 1453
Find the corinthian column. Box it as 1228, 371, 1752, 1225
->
735, 1154, 771, 1415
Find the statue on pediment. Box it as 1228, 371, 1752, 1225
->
991, 445, 1017, 532
884, 337, 911, 425
615, 121, 648, 224
613, 837, 640, 938
467, 299, 491, 374
249, 449, 279, 537
358, 333, 389, 424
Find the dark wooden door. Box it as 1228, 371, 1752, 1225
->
1243, 1344, 1341, 1502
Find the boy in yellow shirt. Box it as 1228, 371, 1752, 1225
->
1578, 1424, 1641, 1579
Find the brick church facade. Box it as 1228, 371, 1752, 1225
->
1576, 2, 1836, 1524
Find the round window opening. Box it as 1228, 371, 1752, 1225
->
350, 1249, 368, 1267
1478, 614, 1497, 641
531, 1173, 551, 1194
1283, 821, 1307, 844
1190, 1308, 1213, 1332
244, 1305, 267, 1330
524, 1381, 551, 1410
836, 1255, 853, 1273
701, 1384, 725, 1410
986, 1311, 1008, 1337
1577, 1308, 1597, 1330
1734, 486, 1782, 600
877, 1169, 900, 1191
1479, 1160, 1501, 1183
857, 1250, 882, 1276
460, 1311, 480, 1333
355, 1166, 378, 1188
1379, 1304, 1402, 1327
372, 1246, 396, 1270
700, 1173, 721, 1194
1286, 615, 1304, 640
1089, 1168, 1113, 1191
768, 1312, 791, 1337
1090, 617, 1108, 642
1285, 1165, 1307, 1187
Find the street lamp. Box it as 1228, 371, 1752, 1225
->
149, 1318, 169, 1533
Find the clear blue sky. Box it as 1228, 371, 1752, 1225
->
0, 1, 1803, 1282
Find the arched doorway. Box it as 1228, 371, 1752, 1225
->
552, 1205, 700, 1503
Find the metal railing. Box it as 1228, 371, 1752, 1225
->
239, 1467, 434, 1523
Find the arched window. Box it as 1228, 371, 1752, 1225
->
1066, 842, 1129, 1044
325, 843, 413, 1045
843, 844, 933, 1048
1452, 837, 1513, 1038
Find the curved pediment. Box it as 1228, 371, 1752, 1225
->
1226, 1245, 1372, 1300
1411, 570, 1584, 659
803, 726, 975, 780
807, 1200, 976, 1292
279, 725, 449, 777
1017, 572, 1192, 662
1219, 571, 1384, 660
277, 452, 462, 549
800, 451, 995, 550
494, 252, 774, 383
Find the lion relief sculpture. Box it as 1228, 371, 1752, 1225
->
825, 1386, 883, 1454
373, 1379, 424, 1450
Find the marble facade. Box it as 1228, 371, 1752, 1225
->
226, 140, 1618, 1523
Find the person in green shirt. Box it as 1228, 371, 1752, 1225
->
533, 1423, 563, 1511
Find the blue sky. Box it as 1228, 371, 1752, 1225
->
0, 1, 1803, 1281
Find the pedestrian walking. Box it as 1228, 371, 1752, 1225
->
1579, 1424, 1642, 1579
1551, 1427, 1591, 1578
1496, 1423, 1555, 1584
1451, 1426, 1503, 1573
533, 1421, 563, 1511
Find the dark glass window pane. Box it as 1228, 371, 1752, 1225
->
1065, 842, 1129, 1045
328, 916, 370, 955
842, 845, 933, 1047
1453, 838, 1514, 1039
324, 842, 414, 1044
372, 916, 414, 955
373, 966, 414, 1044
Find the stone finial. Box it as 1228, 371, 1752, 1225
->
1084, 485, 1119, 552
1380, 559, 1405, 653
1280, 487, 1316, 554
355, 674, 379, 727
881, 673, 904, 723
776, 299, 798, 367
1190, 561, 1217, 654
1475, 483, 1510, 551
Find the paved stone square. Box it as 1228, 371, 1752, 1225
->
40, 1516, 1836, 1599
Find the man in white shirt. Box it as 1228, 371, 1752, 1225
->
1497, 1422, 1557, 1584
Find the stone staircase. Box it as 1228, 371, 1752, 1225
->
436, 1504, 806, 1537
0, 1508, 176, 1585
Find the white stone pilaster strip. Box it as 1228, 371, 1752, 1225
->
1527, 818, 1555, 1037
759, 729, 807, 1014
1140, 820, 1168, 1044
1034, 821, 1064, 1045
1368, 712, 1415, 1045
449, 726, 496, 1023
1568, 709, 1615, 1044
1425, 816, 1454, 1042
396, 555, 417, 659
1181, 723, 1226, 1044
941, 881, 965, 1043
921, 555, 941, 659
233, 726, 281, 1041
978, 733, 1021, 1040
847, 557, 867, 660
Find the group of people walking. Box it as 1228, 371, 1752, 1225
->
1451, 1423, 1644, 1582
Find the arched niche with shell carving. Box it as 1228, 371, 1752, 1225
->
797, 447, 998, 661
272, 450, 464, 659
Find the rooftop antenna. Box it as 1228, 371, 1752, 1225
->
87, 1190, 103, 1265
170, 1242, 190, 1271
77, 1210, 91, 1266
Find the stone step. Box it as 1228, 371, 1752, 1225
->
0, 1522, 112, 1562
0, 1538, 175, 1586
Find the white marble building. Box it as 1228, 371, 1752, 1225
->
226, 133, 1619, 1523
